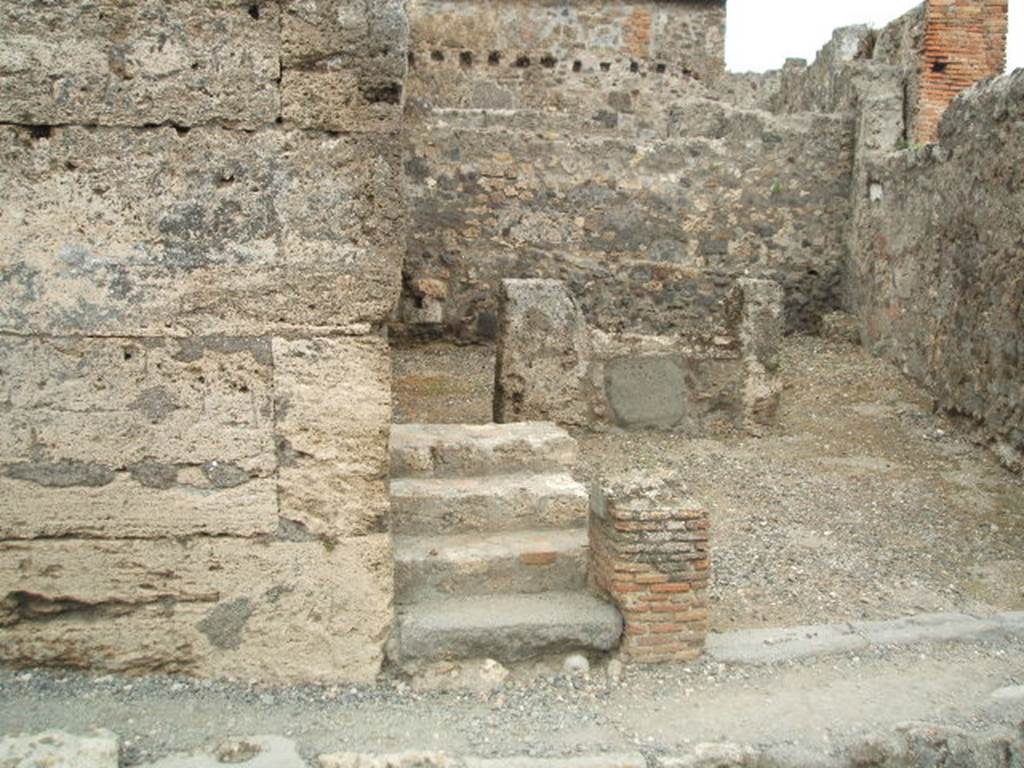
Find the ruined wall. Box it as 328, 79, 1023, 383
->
396, 0, 859, 342
0, 0, 408, 682
915, 0, 1008, 143
848, 71, 1024, 469
402, 100, 852, 341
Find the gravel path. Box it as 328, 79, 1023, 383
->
392, 335, 1024, 632
1, 637, 1022, 765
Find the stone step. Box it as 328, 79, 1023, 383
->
390, 473, 589, 535
393, 591, 623, 664
390, 422, 576, 479
394, 529, 589, 604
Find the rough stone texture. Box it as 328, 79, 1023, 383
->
394, 529, 588, 604
140, 735, 305, 768
389, 422, 576, 479
0, 729, 119, 768
848, 71, 1024, 470
405, 0, 726, 112
274, 336, 392, 539
732, 278, 785, 432
0, 0, 409, 683
0, 1, 280, 129
0, 537, 393, 683
589, 472, 709, 663
586, 331, 744, 434
390, 474, 589, 536
280, 0, 409, 133
393, 592, 622, 664
494, 280, 590, 426
0, 126, 403, 337
401, 102, 852, 342
0, 335, 276, 540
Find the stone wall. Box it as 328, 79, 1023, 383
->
396, 0, 853, 342
0, 0, 408, 682
848, 71, 1024, 470
401, 100, 852, 342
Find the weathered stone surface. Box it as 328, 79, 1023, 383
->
401, 103, 851, 343
605, 356, 688, 430
140, 735, 305, 768
494, 280, 590, 427
390, 474, 589, 536
0, 729, 119, 768
280, 0, 408, 132
406, 0, 725, 111
393, 592, 622, 663
848, 70, 1024, 469
274, 336, 391, 538
0, 126, 403, 337
0, 1, 280, 128
320, 752, 457, 768
587, 331, 743, 434
0, 537, 393, 683
390, 422, 576, 479
0, 334, 276, 539
394, 529, 588, 604
733, 278, 784, 432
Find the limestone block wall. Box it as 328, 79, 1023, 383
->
402, 101, 852, 342
848, 71, 1024, 470
0, 0, 408, 682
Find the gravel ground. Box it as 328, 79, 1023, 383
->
1, 638, 1022, 765
392, 335, 1024, 632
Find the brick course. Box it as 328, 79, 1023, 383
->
589, 473, 709, 663
915, 0, 1007, 143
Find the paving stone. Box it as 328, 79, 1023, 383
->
0, 730, 119, 768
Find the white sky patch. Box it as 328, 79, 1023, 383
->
726, 0, 1024, 74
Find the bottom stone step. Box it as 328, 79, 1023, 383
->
393, 592, 623, 664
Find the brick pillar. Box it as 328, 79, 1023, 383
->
915, 0, 1008, 143
589, 472, 709, 663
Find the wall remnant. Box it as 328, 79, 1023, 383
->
915, 0, 1008, 143
0, 0, 409, 683
590, 473, 710, 663
493, 279, 591, 427
733, 278, 785, 434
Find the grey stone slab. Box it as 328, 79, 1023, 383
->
706, 623, 868, 666
605, 356, 688, 429
394, 591, 623, 663
851, 613, 1003, 647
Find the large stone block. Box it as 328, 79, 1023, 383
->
0, 537, 394, 683
494, 279, 590, 427
280, 0, 408, 132
0, 334, 277, 539
274, 336, 392, 538
0, 0, 280, 128
0, 125, 403, 337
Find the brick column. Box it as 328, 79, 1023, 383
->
589, 472, 709, 663
915, 0, 1008, 143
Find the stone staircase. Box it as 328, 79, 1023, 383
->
388, 422, 623, 665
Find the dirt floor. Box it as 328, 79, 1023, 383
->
393, 335, 1024, 632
